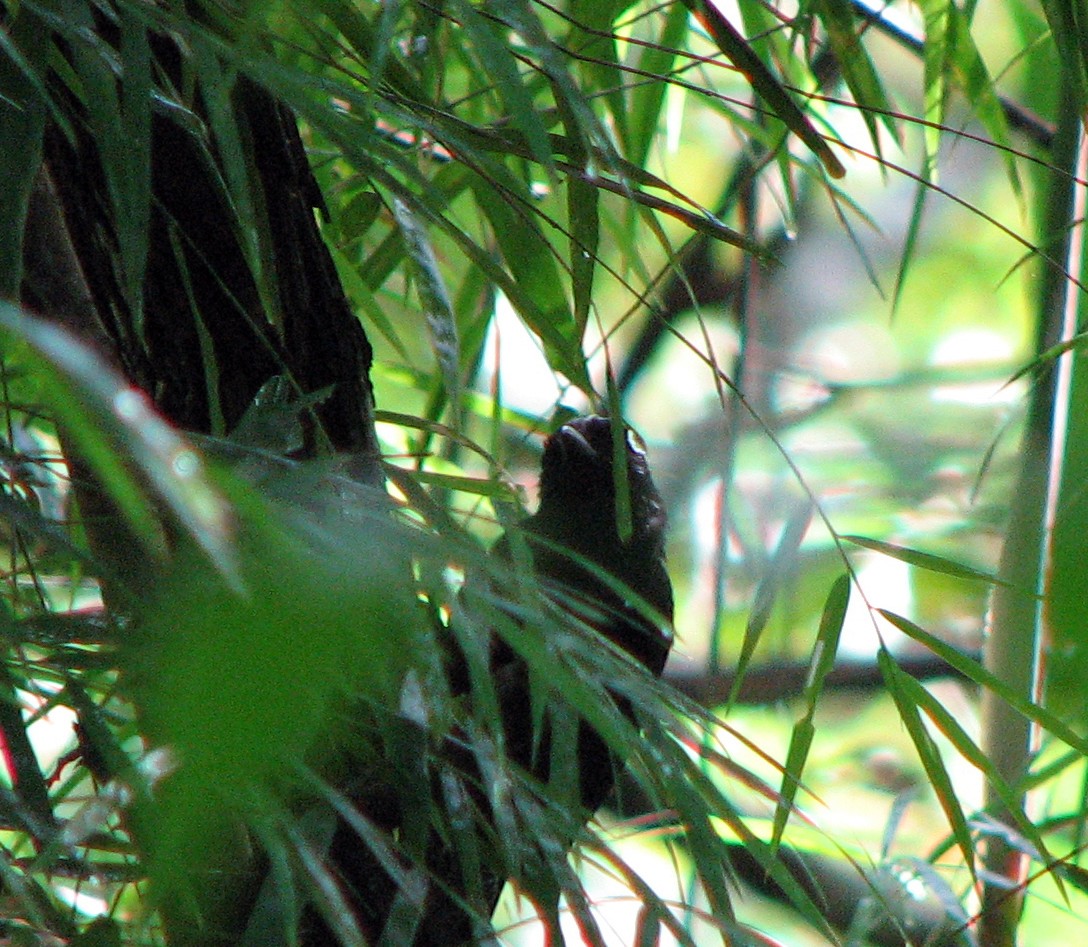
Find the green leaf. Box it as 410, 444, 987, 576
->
730, 503, 815, 706
493, 0, 620, 173
627, 4, 689, 168
131, 473, 424, 917
892, 668, 1055, 882
772, 573, 848, 845
813, 0, 898, 157
305, 0, 428, 103
920, 0, 951, 177
469, 173, 577, 349
842, 534, 1006, 585
567, 0, 628, 144
879, 650, 978, 880
944, 4, 1023, 203
0, 659, 54, 836
879, 609, 1088, 758
392, 196, 463, 411
681, 0, 846, 179
0, 8, 49, 295
0, 305, 238, 585
890, 177, 929, 318
452, 0, 556, 176
568, 174, 599, 336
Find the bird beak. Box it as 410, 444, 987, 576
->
554, 423, 598, 461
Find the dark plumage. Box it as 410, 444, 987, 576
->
493, 416, 674, 818
307, 416, 673, 945
518, 415, 673, 672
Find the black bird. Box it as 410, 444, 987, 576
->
307, 416, 673, 945
511, 414, 673, 674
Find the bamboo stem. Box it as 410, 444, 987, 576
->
978, 84, 1085, 946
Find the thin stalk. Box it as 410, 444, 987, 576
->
978, 84, 1084, 945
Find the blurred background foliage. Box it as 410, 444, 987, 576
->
1, 0, 1087, 944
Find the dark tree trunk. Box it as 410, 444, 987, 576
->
19, 19, 383, 943
24, 9, 377, 449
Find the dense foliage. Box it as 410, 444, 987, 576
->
1, 1, 1087, 945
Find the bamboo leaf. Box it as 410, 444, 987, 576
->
628, 4, 689, 168
568, 174, 599, 335
0, 8, 49, 295
392, 197, 463, 411
469, 174, 576, 348
681, 0, 846, 179
730, 502, 815, 705
893, 669, 1055, 884
843, 535, 1006, 585
568, 0, 628, 144
920, 0, 950, 177
0, 305, 239, 584
493, 0, 620, 173
453, 0, 556, 175
890, 178, 929, 318
305, 0, 428, 102
813, 0, 898, 156
772, 573, 848, 844
879, 609, 1088, 757
943, 4, 1023, 202
879, 650, 978, 878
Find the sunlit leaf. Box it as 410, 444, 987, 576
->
879, 651, 977, 881
453, 0, 557, 176
880, 609, 1088, 758
681, 0, 846, 178
813, 0, 898, 156
843, 535, 1005, 585
627, 4, 689, 168
731, 503, 815, 706
919, 0, 951, 178
772, 572, 848, 844
892, 668, 1056, 886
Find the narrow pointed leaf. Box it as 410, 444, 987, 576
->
0, 305, 238, 582
879, 651, 977, 873
843, 535, 1005, 585
681, 0, 846, 178
879, 610, 1088, 757
772, 573, 848, 844
392, 197, 462, 409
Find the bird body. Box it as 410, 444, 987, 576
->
516, 416, 673, 673
307, 416, 673, 945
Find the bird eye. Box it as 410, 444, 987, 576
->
626, 428, 647, 457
